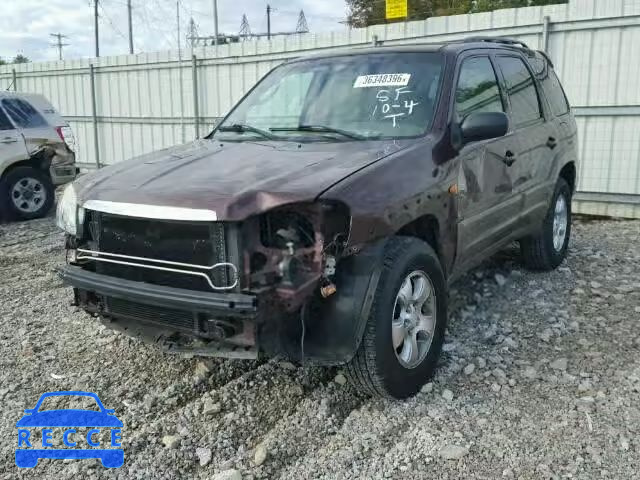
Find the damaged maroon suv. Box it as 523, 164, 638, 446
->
57, 37, 578, 398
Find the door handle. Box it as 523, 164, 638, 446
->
547, 136, 558, 149
502, 151, 517, 167
1, 137, 18, 144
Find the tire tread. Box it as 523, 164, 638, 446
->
345, 237, 441, 398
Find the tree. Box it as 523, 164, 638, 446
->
346, 0, 567, 27
0, 58, 7, 66
12, 54, 30, 64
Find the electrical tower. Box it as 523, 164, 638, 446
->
296, 10, 309, 33
188, 17, 198, 48
239, 14, 251, 37
49, 33, 70, 60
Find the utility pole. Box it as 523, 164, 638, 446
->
127, 0, 134, 54
49, 33, 70, 60
177, 0, 185, 143
212, 0, 219, 46
266, 4, 271, 40
94, 0, 100, 57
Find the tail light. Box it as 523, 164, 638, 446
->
55, 126, 65, 142
55, 126, 76, 151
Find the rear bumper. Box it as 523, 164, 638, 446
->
50, 150, 77, 185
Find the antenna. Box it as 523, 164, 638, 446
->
49, 33, 70, 60
239, 14, 251, 37
296, 9, 309, 33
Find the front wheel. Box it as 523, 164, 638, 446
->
345, 237, 447, 399
520, 177, 572, 271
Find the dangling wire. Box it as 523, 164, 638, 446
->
300, 304, 307, 367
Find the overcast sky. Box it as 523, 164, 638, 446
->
0, 0, 350, 63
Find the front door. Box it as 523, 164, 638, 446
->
452, 54, 522, 271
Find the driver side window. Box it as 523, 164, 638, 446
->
455, 56, 505, 121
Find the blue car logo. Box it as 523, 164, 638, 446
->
15, 391, 123, 468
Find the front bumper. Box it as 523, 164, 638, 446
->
58, 265, 256, 314
58, 265, 259, 359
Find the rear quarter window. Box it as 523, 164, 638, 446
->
541, 68, 570, 117
0, 107, 14, 130
2, 98, 48, 129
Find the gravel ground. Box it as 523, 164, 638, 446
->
0, 215, 638, 479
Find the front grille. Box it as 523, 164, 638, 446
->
84, 211, 231, 292
106, 297, 195, 332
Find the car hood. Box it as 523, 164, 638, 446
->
16, 410, 123, 428
75, 139, 409, 220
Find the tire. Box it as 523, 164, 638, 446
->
520, 177, 572, 271
0, 166, 54, 221
345, 237, 447, 399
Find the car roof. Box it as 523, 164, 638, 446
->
289, 37, 536, 63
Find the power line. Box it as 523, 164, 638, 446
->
99, 1, 128, 41
49, 33, 70, 60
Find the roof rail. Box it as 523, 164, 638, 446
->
462, 36, 531, 50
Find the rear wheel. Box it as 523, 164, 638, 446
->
1, 166, 54, 220
345, 237, 447, 399
520, 177, 572, 271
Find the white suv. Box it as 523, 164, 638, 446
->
0, 92, 77, 220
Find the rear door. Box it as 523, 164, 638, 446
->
453, 53, 523, 269
493, 54, 551, 223
0, 105, 29, 167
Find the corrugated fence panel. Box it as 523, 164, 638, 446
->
0, 0, 639, 216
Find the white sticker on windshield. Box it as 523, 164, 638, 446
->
353, 73, 411, 88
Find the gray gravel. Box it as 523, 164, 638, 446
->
0, 216, 639, 479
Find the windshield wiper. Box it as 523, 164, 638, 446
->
270, 125, 370, 141
217, 124, 279, 140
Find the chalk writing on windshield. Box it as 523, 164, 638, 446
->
372, 87, 421, 128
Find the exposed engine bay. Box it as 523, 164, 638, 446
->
242, 201, 350, 311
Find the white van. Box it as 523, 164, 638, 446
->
0, 92, 77, 220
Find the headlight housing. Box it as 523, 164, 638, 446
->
56, 183, 84, 236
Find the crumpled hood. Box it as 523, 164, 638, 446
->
75, 139, 407, 220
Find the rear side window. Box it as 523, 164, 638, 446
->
541, 69, 570, 116
0, 107, 14, 130
1, 98, 48, 129
495, 56, 542, 128
455, 56, 504, 120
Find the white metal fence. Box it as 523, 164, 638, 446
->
1, 0, 640, 218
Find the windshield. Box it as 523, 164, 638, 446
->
215, 52, 443, 142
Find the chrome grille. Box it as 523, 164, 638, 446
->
83, 210, 233, 292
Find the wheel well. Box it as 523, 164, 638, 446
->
559, 162, 576, 194
396, 214, 441, 259
0, 157, 44, 180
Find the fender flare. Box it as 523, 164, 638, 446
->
296, 238, 389, 366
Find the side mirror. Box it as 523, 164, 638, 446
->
460, 111, 508, 145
